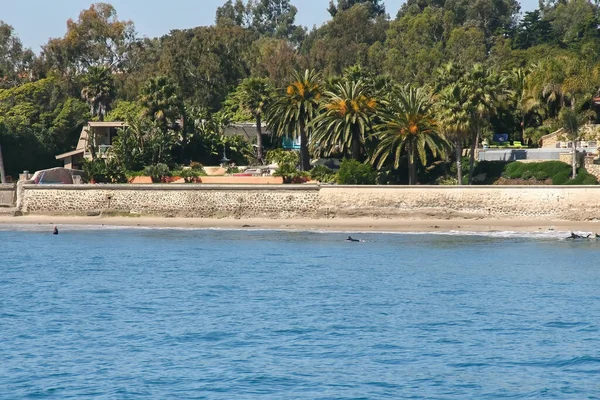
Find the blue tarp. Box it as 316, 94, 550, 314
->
493, 134, 509, 143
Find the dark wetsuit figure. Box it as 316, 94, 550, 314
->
53, 226, 58, 235
568, 232, 590, 239
346, 236, 360, 242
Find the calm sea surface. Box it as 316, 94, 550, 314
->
1, 226, 599, 399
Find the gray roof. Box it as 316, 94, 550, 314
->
223, 123, 271, 141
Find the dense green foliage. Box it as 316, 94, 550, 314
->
2, 0, 600, 185
502, 161, 598, 185
337, 159, 377, 185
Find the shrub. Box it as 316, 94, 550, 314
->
144, 163, 171, 183
310, 165, 336, 183
503, 162, 524, 179
190, 161, 204, 171
502, 161, 575, 185
552, 170, 571, 185
267, 149, 304, 183
273, 164, 308, 183
534, 171, 549, 181
565, 169, 598, 185
337, 159, 377, 185
83, 159, 107, 183
226, 166, 240, 174
83, 158, 127, 183
180, 169, 202, 183
267, 149, 299, 166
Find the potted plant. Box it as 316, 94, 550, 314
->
144, 163, 171, 183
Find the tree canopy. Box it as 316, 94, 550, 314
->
2, 0, 600, 185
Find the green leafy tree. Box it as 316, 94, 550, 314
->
158, 25, 255, 112
267, 69, 322, 171
215, 0, 248, 26
42, 3, 135, 74
371, 85, 446, 185
513, 10, 554, 49
383, 6, 446, 86
0, 78, 89, 175
0, 21, 34, 88
328, 0, 385, 18
248, 0, 306, 43
304, 5, 388, 77
311, 79, 377, 160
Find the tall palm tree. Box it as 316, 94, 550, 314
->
81, 66, 115, 122
560, 108, 587, 179
371, 85, 447, 185
232, 77, 273, 165
464, 64, 503, 184
139, 76, 183, 130
526, 57, 570, 117
503, 67, 540, 143
80, 66, 116, 159
437, 82, 470, 185
267, 69, 322, 171
311, 79, 377, 160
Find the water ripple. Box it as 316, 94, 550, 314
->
1, 229, 600, 398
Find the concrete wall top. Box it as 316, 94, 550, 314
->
21, 183, 600, 191
0, 184, 16, 190
22, 184, 321, 192
320, 185, 600, 190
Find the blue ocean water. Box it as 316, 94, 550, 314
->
1, 226, 599, 399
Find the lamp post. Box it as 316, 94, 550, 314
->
220, 144, 230, 167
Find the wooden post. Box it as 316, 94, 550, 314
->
0, 144, 6, 184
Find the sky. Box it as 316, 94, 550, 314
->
3, 0, 541, 52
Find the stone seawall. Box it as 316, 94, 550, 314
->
17, 184, 600, 221
20, 184, 320, 218
319, 186, 600, 221
0, 184, 16, 205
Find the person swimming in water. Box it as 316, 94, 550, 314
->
53, 226, 58, 235
346, 236, 361, 242
568, 232, 590, 239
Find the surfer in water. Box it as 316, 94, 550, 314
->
346, 236, 362, 242
53, 226, 58, 235
568, 232, 590, 239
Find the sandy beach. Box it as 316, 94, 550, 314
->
1, 214, 599, 233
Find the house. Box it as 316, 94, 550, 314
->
539, 124, 600, 149
55, 121, 126, 169
480, 124, 600, 162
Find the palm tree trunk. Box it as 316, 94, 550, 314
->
256, 114, 264, 165
299, 119, 310, 171
455, 141, 463, 185
468, 127, 480, 185
351, 125, 362, 160
407, 144, 417, 185
572, 143, 577, 179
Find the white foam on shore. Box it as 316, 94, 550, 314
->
0, 223, 585, 240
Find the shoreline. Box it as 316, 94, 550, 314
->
1, 215, 599, 233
